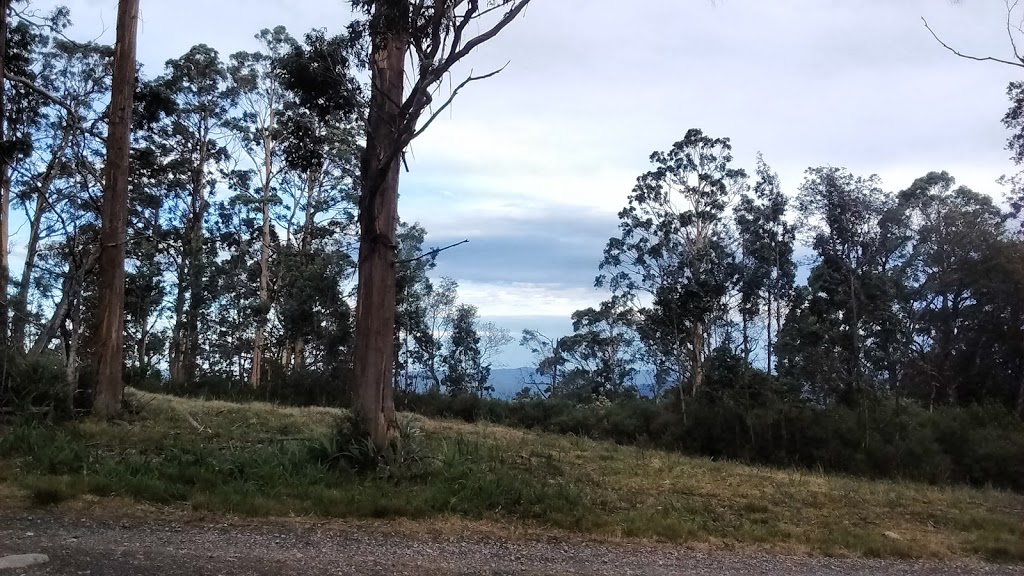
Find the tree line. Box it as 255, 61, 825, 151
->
0, 1, 518, 416
516, 132, 1023, 420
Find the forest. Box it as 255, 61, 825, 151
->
0, 0, 1023, 496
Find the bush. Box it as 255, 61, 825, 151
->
0, 352, 75, 421
393, 389, 1024, 493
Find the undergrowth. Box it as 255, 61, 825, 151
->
0, 390, 1021, 562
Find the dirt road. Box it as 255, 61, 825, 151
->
0, 510, 1019, 575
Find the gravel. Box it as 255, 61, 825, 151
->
0, 510, 1019, 575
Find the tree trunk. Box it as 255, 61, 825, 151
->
62, 260, 84, 412
12, 193, 46, 348
185, 207, 205, 386
169, 266, 187, 383
352, 32, 406, 450
766, 293, 773, 376
0, 0, 11, 352
691, 321, 705, 397
741, 313, 750, 367
12, 132, 70, 348
249, 130, 273, 387
92, 0, 139, 418
848, 268, 860, 398
294, 336, 305, 371
29, 247, 97, 358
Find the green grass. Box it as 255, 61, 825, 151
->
1, 390, 1022, 562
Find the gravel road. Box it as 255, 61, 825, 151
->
0, 510, 1019, 575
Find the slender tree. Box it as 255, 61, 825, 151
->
92, 0, 139, 418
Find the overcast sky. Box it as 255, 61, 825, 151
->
36, 0, 1022, 366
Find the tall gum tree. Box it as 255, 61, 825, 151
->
349, 0, 533, 448
92, 0, 139, 418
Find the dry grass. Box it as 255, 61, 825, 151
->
1, 390, 1021, 561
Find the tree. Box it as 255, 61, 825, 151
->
733, 155, 796, 373
519, 329, 562, 397
556, 300, 638, 399
349, 0, 533, 448
393, 221, 436, 393
476, 319, 512, 370
598, 129, 746, 410
227, 27, 297, 387
788, 167, 890, 403
149, 45, 236, 386
92, 0, 139, 418
441, 303, 488, 396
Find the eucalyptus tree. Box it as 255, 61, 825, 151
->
598, 129, 746, 408
144, 44, 236, 385
349, 0, 534, 447
226, 27, 298, 386
733, 155, 795, 373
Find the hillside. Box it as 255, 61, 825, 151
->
1, 391, 1022, 563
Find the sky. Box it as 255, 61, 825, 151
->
31, 0, 1023, 367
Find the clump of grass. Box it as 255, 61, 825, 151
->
0, 390, 1022, 562
315, 413, 429, 480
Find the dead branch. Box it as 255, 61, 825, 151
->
922, 16, 1024, 67
412, 63, 508, 139
396, 238, 468, 265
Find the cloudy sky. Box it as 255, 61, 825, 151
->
36, 0, 1021, 366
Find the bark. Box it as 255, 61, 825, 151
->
92, 0, 139, 418
249, 128, 273, 387
61, 260, 84, 412
352, 32, 406, 450
691, 321, 705, 397
740, 314, 750, 367
766, 293, 773, 376
169, 151, 210, 385
184, 183, 207, 386
0, 0, 11, 350
168, 267, 187, 383
281, 342, 292, 371
294, 336, 305, 371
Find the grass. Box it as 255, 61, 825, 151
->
0, 390, 1022, 562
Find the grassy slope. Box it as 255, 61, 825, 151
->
0, 390, 1021, 561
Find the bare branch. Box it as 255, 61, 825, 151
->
1008, 0, 1023, 63
922, 16, 1024, 67
396, 238, 469, 265
440, 0, 530, 76
412, 62, 508, 141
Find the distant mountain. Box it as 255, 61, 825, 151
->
407, 367, 661, 400
488, 367, 537, 399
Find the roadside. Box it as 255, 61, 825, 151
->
0, 508, 1020, 576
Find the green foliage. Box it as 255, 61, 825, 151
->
317, 413, 427, 480
399, 387, 1024, 493
0, 353, 73, 420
